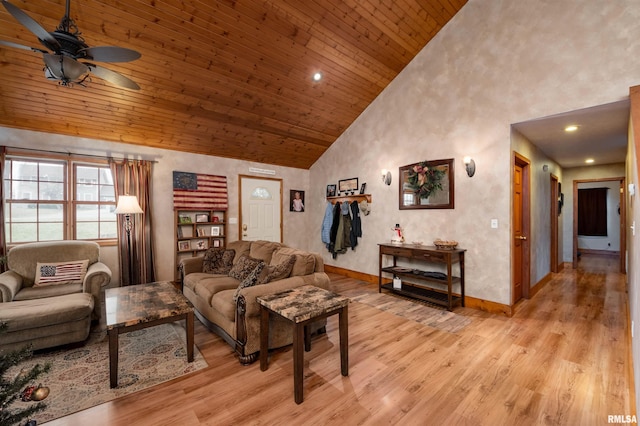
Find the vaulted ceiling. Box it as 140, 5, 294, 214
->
0, 0, 467, 169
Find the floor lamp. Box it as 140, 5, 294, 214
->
115, 195, 143, 286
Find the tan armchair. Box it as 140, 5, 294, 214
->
0, 240, 112, 320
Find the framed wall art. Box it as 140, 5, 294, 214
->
399, 158, 454, 209
338, 177, 358, 194
290, 190, 305, 212
326, 184, 337, 197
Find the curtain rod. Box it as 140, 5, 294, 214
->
3, 145, 159, 163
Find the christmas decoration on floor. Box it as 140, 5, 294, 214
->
0, 323, 50, 426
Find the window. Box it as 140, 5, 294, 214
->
3, 155, 116, 243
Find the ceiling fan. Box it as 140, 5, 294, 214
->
0, 0, 141, 89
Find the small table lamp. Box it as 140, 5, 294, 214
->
114, 195, 143, 285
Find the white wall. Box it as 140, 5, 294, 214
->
562, 164, 626, 262
576, 180, 622, 252
0, 127, 310, 285
309, 0, 640, 305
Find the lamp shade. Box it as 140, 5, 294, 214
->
114, 195, 143, 214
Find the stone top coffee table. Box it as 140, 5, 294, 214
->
257, 284, 350, 404
105, 281, 194, 388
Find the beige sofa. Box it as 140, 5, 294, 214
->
181, 240, 331, 364
0, 241, 112, 351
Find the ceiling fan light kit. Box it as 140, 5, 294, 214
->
1, 0, 141, 89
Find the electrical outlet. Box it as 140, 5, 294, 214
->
491, 219, 498, 229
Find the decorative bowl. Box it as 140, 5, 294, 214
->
433, 239, 458, 250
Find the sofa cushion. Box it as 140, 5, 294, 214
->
202, 248, 236, 274
271, 248, 316, 277
226, 240, 251, 264
249, 240, 282, 264
34, 260, 89, 287
229, 255, 263, 282
258, 254, 296, 284
233, 262, 265, 302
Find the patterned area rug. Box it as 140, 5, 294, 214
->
347, 291, 472, 333
8, 322, 207, 424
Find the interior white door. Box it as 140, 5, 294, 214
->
239, 176, 282, 242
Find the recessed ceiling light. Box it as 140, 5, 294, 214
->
585, 158, 595, 164
312, 72, 322, 82
565, 125, 579, 132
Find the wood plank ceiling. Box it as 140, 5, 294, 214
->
0, 0, 467, 169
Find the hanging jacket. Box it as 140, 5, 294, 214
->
321, 202, 333, 245
329, 202, 341, 255
350, 201, 362, 249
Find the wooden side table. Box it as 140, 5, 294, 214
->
257, 285, 350, 404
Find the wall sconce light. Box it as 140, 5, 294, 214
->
463, 157, 476, 177
381, 169, 392, 185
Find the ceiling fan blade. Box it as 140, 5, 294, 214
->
2, 1, 60, 51
80, 46, 141, 63
0, 39, 47, 53
86, 64, 140, 90
43, 53, 88, 80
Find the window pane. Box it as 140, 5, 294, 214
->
11, 204, 37, 222
100, 185, 115, 202
11, 223, 37, 242
77, 184, 98, 201
100, 222, 117, 239
40, 182, 64, 200
12, 181, 37, 200
77, 166, 98, 183
100, 206, 116, 221
38, 204, 64, 221
3, 160, 10, 179
77, 222, 99, 240
77, 204, 99, 221
12, 161, 37, 180
40, 163, 64, 182
39, 223, 63, 241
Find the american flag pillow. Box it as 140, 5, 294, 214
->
34, 260, 89, 287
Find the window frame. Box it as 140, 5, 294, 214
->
3, 150, 117, 246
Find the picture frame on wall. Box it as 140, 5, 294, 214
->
290, 190, 305, 212
359, 182, 367, 194
338, 177, 358, 194
399, 158, 454, 210
326, 184, 337, 197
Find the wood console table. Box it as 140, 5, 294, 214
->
378, 243, 466, 311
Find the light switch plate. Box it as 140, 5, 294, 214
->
491, 219, 498, 229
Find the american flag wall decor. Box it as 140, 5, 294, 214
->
172, 171, 228, 210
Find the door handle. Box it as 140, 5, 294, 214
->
515, 235, 527, 240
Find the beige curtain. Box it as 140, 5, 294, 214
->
0, 147, 6, 273
109, 159, 155, 285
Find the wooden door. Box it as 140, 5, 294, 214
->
513, 154, 530, 303
550, 174, 559, 273
239, 175, 282, 242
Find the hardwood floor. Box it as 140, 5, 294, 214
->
48, 254, 634, 425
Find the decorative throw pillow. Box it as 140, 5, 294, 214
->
257, 254, 296, 285
228, 255, 263, 282
34, 259, 89, 287
202, 248, 236, 274
233, 262, 265, 302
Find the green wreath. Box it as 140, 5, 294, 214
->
407, 161, 446, 199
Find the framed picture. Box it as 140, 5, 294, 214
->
290, 190, 305, 212
197, 228, 206, 237
359, 182, 367, 194
338, 177, 358, 194
326, 184, 337, 197
213, 239, 221, 248
194, 239, 208, 250
212, 216, 220, 223
399, 158, 454, 210
178, 241, 190, 251
195, 213, 209, 223
211, 226, 221, 236
179, 215, 192, 224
